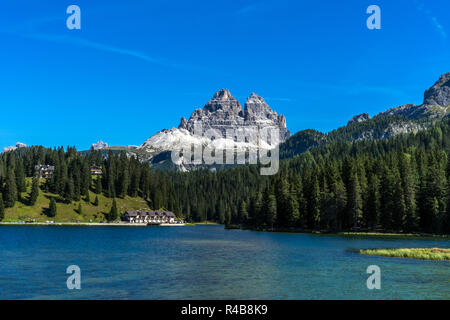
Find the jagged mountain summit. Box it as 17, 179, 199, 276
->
347, 113, 371, 125
344, 72, 450, 125
87, 73, 450, 170
339, 72, 450, 141
374, 73, 450, 120
138, 89, 290, 167
177, 89, 289, 140
91, 141, 109, 150
2, 142, 26, 154
284, 72, 450, 159
424, 72, 450, 106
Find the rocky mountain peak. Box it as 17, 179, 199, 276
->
243, 93, 282, 125
175, 89, 289, 141
203, 88, 241, 114
91, 141, 109, 150
424, 72, 450, 106
178, 117, 188, 130
244, 93, 270, 114
348, 113, 370, 125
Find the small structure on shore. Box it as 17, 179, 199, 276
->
90, 166, 103, 176
123, 210, 176, 224
35, 165, 55, 179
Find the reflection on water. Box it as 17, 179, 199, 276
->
0, 225, 448, 299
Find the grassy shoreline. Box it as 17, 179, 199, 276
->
360, 248, 450, 261
245, 226, 450, 239
333, 232, 450, 240
1, 219, 448, 241
0, 221, 146, 227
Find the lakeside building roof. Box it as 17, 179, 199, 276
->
124, 210, 176, 218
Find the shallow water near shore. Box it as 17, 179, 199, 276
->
0, 225, 448, 299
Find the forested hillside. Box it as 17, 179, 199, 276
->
1, 119, 450, 234
169, 118, 450, 234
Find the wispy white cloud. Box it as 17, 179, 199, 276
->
430, 16, 447, 39
26, 32, 165, 64
236, 2, 264, 15
2, 17, 185, 68
416, 2, 447, 39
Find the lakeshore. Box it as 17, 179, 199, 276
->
1, 221, 448, 240
0, 221, 185, 227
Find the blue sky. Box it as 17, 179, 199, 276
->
0, 0, 449, 150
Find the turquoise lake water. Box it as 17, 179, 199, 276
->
0, 225, 448, 299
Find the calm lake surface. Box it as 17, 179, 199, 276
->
0, 225, 448, 299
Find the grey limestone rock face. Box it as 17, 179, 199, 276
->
347, 113, 370, 125
424, 72, 450, 106
178, 89, 290, 141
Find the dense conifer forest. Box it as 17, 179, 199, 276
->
1, 118, 450, 234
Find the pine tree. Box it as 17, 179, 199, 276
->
48, 198, 57, 217
275, 177, 290, 227
119, 164, 130, 198
239, 201, 248, 225
95, 177, 102, 195
216, 201, 225, 224
365, 174, 379, 231
262, 189, 277, 229
4, 169, 17, 208
286, 192, 300, 226
380, 167, 395, 231
392, 178, 406, 231
0, 194, 5, 221
15, 161, 26, 193
64, 178, 75, 203
308, 175, 321, 230
252, 192, 264, 227
78, 203, 83, 215
29, 176, 40, 206
445, 178, 450, 234
347, 173, 363, 231
108, 199, 118, 222
94, 195, 99, 206
400, 154, 418, 232
225, 205, 232, 227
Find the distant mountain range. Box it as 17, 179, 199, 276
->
89, 72, 450, 170
280, 72, 450, 159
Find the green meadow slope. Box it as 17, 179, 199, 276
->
3, 178, 151, 223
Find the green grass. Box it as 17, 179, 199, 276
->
360, 248, 450, 261
336, 232, 449, 240
190, 221, 220, 225
3, 178, 151, 223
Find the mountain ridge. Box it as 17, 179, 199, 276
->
83, 72, 450, 170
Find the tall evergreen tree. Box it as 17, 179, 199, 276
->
108, 198, 118, 221
15, 160, 26, 193
95, 177, 102, 195
0, 194, 5, 221
29, 176, 40, 206
365, 174, 379, 231
239, 201, 248, 225
308, 175, 321, 230
64, 177, 75, 203
225, 205, 232, 227
48, 198, 57, 217
262, 189, 277, 229
4, 169, 17, 208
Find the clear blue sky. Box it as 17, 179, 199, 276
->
0, 0, 449, 150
